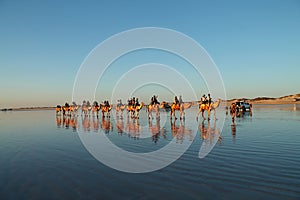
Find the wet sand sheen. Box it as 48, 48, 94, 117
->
0, 105, 300, 199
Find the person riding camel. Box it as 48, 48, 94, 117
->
117, 99, 123, 106
150, 95, 159, 105
201, 95, 207, 105
86, 101, 91, 107
135, 98, 140, 107
104, 100, 110, 107
207, 93, 212, 106
174, 96, 179, 106
93, 101, 99, 107
179, 95, 183, 105
230, 102, 236, 124
153, 95, 159, 105
132, 97, 136, 108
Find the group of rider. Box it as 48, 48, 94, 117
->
149, 95, 184, 107
200, 94, 212, 106
173, 95, 183, 106
150, 95, 159, 105
60, 94, 213, 111
127, 97, 140, 107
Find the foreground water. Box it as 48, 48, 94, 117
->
0, 105, 300, 199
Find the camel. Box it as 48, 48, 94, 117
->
62, 103, 71, 116
126, 102, 144, 119
81, 101, 92, 116
69, 102, 79, 116
197, 99, 221, 121
170, 102, 192, 120
116, 100, 126, 119
147, 103, 160, 119
92, 101, 101, 117
159, 101, 171, 112
101, 103, 112, 118
56, 105, 62, 115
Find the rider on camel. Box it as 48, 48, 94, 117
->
104, 100, 110, 107
151, 95, 159, 105
179, 95, 183, 105
201, 95, 207, 105
135, 98, 140, 107
207, 93, 212, 106
174, 96, 179, 106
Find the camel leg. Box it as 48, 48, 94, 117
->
214, 109, 217, 120
201, 110, 205, 120
148, 109, 152, 120
207, 109, 211, 121
196, 109, 202, 121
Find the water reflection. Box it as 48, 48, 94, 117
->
171, 119, 193, 144
198, 119, 222, 158
231, 124, 236, 143
199, 120, 222, 146
101, 117, 113, 134
56, 113, 198, 144
125, 118, 141, 139
56, 115, 78, 132
148, 119, 167, 144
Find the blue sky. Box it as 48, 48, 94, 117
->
0, 0, 299, 107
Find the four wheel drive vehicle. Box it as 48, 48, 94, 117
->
235, 101, 251, 112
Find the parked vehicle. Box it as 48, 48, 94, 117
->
235, 101, 251, 112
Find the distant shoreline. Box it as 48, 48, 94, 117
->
0, 107, 55, 111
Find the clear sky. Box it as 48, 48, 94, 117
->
0, 0, 299, 108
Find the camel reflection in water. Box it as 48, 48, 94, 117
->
100, 116, 113, 133
148, 119, 167, 144
115, 117, 125, 135
198, 119, 222, 158
231, 123, 236, 143
199, 119, 222, 146
125, 118, 142, 139
171, 119, 193, 144
56, 115, 78, 132
56, 113, 196, 144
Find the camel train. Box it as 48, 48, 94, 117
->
56, 94, 221, 121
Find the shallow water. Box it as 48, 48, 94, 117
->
0, 105, 300, 199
